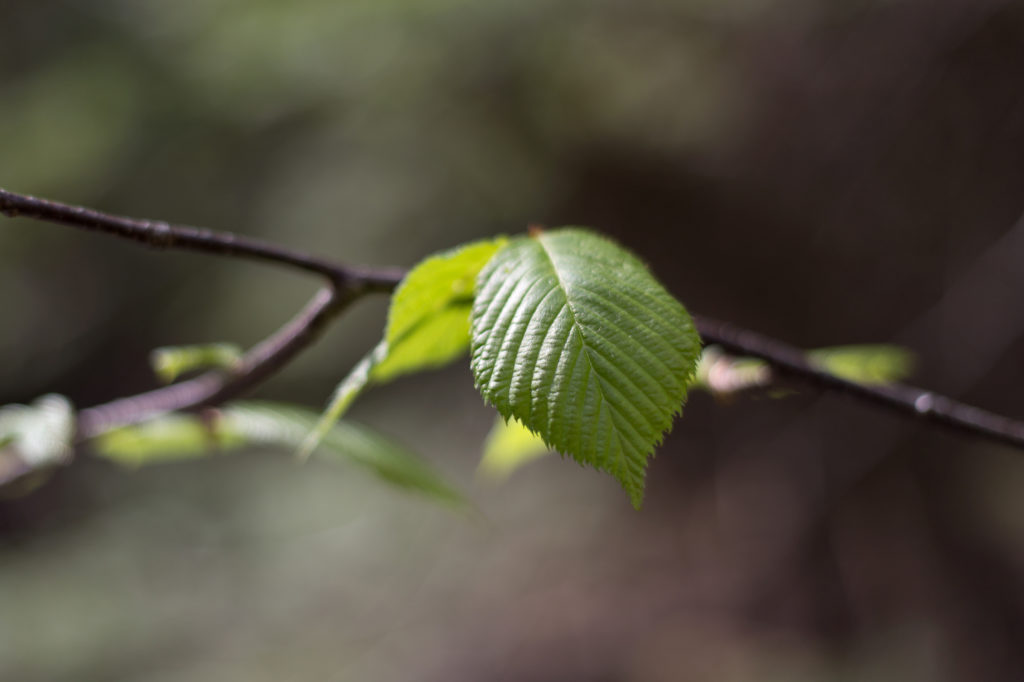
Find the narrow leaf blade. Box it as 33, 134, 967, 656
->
93, 402, 464, 507
226, 402, 465, 507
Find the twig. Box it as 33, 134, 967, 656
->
3, 186, 1024, 452
0, 187, 401, 293
693, 315, 1024, 450
76, 285, 355, 439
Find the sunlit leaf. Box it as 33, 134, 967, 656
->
471, 228, 702, 508
375, 237, 506, 381
303, 237, 505, 457
150, 343, 243, 383
478, 416, 551, 480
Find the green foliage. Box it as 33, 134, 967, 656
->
302, 237, 505, 457
150, 343, 243, 384
478, 416, 551, 480
95, 413, 245, 464
470, 228, 702, 508
95, 402, 464, 506
374, 238, 506, 381
808, 345, 914, 385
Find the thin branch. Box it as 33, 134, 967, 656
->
0, 187, 401, 293
694, 315, 1024, 450
4, 186, 1024, 453
76, 285, 356, 440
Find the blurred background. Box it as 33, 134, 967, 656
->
2, 0, 1024, 679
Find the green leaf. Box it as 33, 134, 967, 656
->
231, 403, 465, 507
94, 402, 464, 507
302, 237, 505, 457
808, 345, 914, 385
478, 416, 552, 479
150, 343, 243, 383
471, 228, 701, 508
94, 413, 244, 465
373, 237, 506, 382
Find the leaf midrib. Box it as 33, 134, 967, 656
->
534, 235, 633, 484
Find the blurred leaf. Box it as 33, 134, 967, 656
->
808, 345, 914, 385
93, 402, 464, 507
94, 413, 244, 466
478, 416, 552, 480
303, 237, 505, 457
0, 394, 75, 492
299, 341, 387, 460
471, 229, 701, 509
150, 343, 243, 383
226, 402, 465, 507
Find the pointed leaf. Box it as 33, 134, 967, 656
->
471, 228, 701, 507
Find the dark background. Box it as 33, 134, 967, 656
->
2, 0, 1024, 680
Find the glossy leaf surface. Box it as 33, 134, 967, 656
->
471, 228, 701, 507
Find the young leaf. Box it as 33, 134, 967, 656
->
808, 345, 914, 385
150, 343, 243, 383
94, 412, 244, 465
94, 402, 465, 507
302, 237, 505, 456
372, 237, 507, 382
478, 416, 551, 480
471, 228, 701, 508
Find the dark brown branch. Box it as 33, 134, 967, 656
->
76, 285, 356, 440
0, 187, 401, 293
693, 315, 1024, 450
